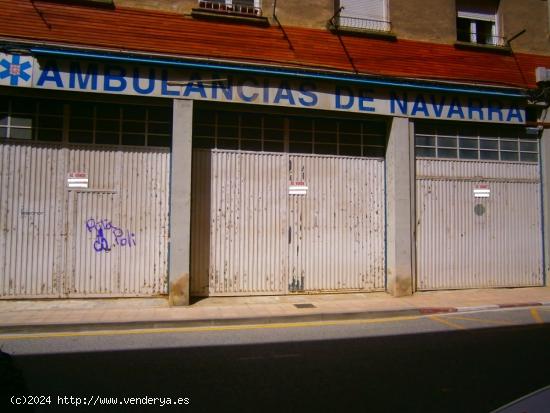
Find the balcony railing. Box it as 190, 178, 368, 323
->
456, 30, 507, 47
336, 15, 391, 32
198, 0, 262, 17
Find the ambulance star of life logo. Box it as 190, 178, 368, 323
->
0, 54, 32, 86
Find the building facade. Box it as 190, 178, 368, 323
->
1, 0, 549, 304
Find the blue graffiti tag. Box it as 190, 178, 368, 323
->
86, 218, 137, 253
93, 227, 110, 252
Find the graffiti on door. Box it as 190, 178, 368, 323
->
85, 218, 137, 253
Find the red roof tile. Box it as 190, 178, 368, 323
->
1, 0, 549, 89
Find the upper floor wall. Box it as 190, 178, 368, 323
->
114, 0, 550, 55
392, 0, 550, 55
499, 0, 550, 55
117, 0, 194, 14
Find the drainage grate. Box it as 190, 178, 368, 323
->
294, 303, 316, 309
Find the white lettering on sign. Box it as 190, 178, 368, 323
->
0, 53, 526, 124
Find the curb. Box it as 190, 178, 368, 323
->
0, 308, 424, 334
497, 302, 543, 308
0, 302, 547, 335
455, 305, 500, 312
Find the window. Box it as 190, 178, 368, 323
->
456, 0, 504, 46
0, 96, 172, 147
337, 0, 390, 32
193, 109, 386, 157
1, 98, 63, 141
197, 0, 262, 16
415, 121, 538, 163
69, 102, 172, 147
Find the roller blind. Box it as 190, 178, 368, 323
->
457, 0, 498, 22
340, 0, 386, 21
224, 0, 259, 5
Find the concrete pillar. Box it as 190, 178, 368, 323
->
541, 111, 550, 286
385, 116, 414, 296
168, 99, 193, 306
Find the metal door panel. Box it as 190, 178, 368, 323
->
416, 159, 543, 290
196, 150, 288, 296
67, 191, 121, 296
65, 147, 170, 297
288, 154, 385, 292
190, 150, 212, 296
0, 143, 66, 298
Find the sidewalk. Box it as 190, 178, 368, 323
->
1, 287, 550, 334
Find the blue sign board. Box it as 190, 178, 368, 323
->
0, 53, 525, 124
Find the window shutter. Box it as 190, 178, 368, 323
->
456, 0, 498, 22
340, 0, 386, 21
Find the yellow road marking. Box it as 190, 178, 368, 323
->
530, 308, 544, 324
428, 315, 466, 330
446, 315, 511, 325
0, 314, 422, 341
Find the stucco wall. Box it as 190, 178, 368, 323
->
115, 0, 195, 14
500, 0, 550, 55
391, 0, 456, 44
115, 0, 334, 28
272, 0, 334, 29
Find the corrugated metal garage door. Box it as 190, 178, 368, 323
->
0, 142, 170, 298
191, 149, 385, 296
288, 154, 385, 292
191, 150, 288, 295
415, 122, 543, 290
190, 109, 387, 296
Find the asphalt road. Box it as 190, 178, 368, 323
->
2, 307, 550, 413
